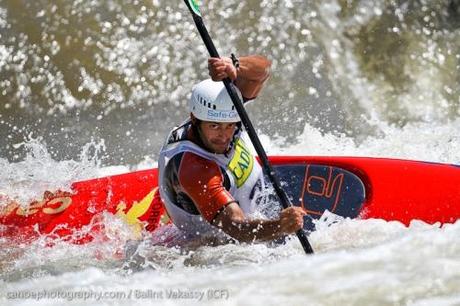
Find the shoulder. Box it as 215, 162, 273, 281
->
179, 152, 222, 177
177, 152, 232, 213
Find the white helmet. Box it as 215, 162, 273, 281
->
189, 79, 242, 123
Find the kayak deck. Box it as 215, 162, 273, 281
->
1, 156, 459, 243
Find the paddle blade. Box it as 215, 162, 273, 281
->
184, 0, 202, 17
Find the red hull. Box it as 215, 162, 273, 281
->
0, 169, 163, 244
1, 156, 459, 243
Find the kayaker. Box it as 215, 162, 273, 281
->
157, 54, 306, 243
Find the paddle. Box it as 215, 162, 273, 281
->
182, 0, 314, 254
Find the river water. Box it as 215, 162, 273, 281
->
1, 0, 460, 305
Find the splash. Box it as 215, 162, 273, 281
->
1, 2, 460, 303
0, 135, 106, 206
265, 118, 460, 164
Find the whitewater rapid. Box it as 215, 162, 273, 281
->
1, 120, 460, 306
2, 0, 460, 304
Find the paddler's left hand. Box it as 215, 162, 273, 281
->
278, 206, 306, 234
208, 57, 237, 81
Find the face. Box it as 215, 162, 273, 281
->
197, 121, 238, 154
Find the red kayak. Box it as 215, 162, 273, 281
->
0, 169, 164, 244
1, 156, 460, 244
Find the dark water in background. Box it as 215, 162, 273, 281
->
1, 0, 460, 165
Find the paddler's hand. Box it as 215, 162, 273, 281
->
208, 57, 237, 81
278, 207, 306, 234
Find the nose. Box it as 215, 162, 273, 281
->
217, 126, 227, 137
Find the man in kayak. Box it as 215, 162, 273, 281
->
157, 54, 306, 243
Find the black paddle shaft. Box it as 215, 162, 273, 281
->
183, 1, 313, 254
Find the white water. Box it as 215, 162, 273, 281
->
2, 0, 460, 303
1, 119, 460, 306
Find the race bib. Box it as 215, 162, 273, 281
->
227, 139, 254, 188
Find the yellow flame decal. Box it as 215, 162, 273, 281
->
115, 187, 158, 237
126, 187, 157, 224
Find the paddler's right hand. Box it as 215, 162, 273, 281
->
278, 207, 306, 234
208, 57, 237, 81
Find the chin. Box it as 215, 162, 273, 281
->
211, 146, 227, 154
208, 142, 228, 153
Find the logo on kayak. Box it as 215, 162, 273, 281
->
115, 187, 158, 235
115, 187, 167, 234
187, 0, 201, 17
228, 139, 253, 188
0, 193, 73, 217
302, 166, 344, 215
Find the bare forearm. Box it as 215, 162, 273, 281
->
212, 203, 304, 244
235, 56, 271, 99
214, 216, 285, 243
207, 54, 271, 100
236, 55, 271, 81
